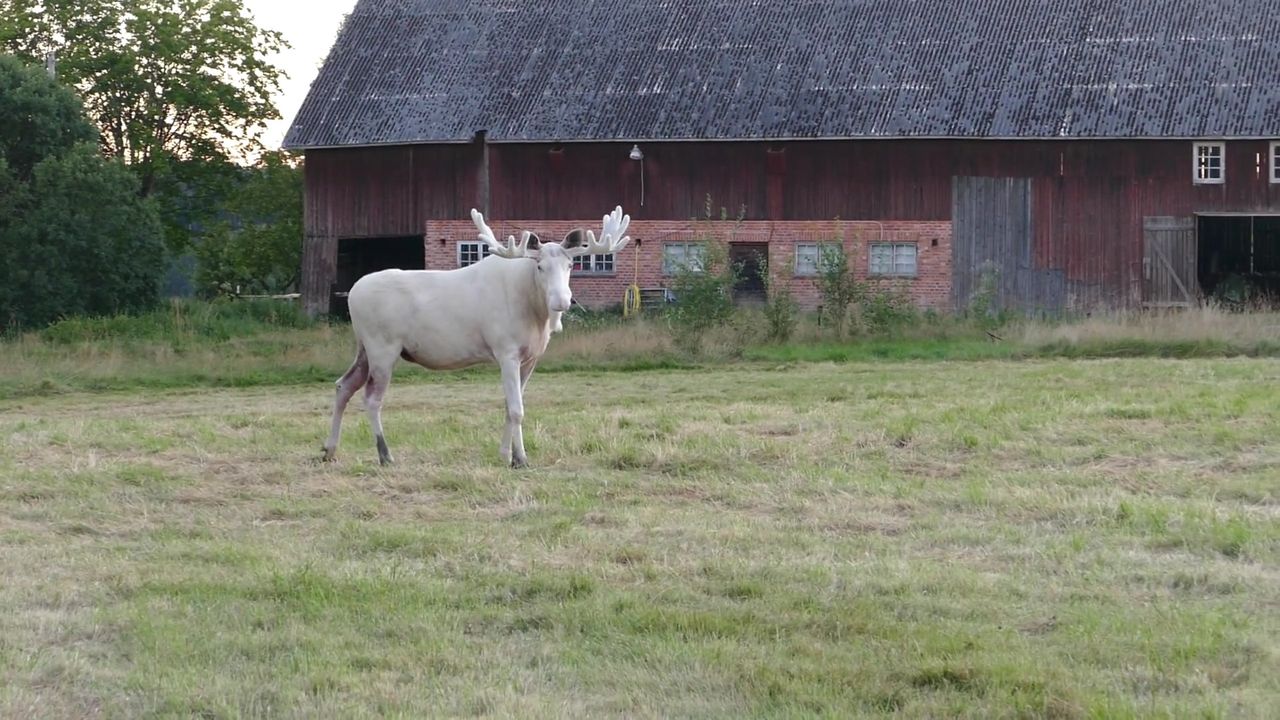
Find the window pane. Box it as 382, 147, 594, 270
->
869, 244, 891, 274
459, 242, 490, 267
894, 244, 917, 275
665, 243, 705, 273
869, 243, 916, 275
1196, 143, 1224, 181
795, 244, 817, 274
577, 253, 614, 273
662, 245, 680, 273
689, 245, 706, 271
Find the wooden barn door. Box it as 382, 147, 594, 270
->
1142, 217, 1197, 308
952, 177, 1067, 314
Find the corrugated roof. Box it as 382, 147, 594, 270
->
283, 0, 1280, 148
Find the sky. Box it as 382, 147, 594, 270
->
244, 0, 354, 149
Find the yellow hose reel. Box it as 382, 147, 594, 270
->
623, 284, 641, 316
622, 240, 642, 317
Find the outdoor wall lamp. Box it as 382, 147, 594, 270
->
628, 144, 645, 206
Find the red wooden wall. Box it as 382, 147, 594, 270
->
301, 139, 1280, 314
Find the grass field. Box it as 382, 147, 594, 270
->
1, 357, 1277, 718
3, 301, 1279, 400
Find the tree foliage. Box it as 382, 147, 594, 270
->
0, 53, 96, 180
0, 56, 165, 332
151, 155, 244, 255
0, 0, 287, 196
193, 151, 303, 296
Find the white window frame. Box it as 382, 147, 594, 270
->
662, 243, 706, 275
572, 253, 615, 275
868, 242, 918, 278
1270, 141, 1280, 184
1193, 142, 1225, 185
793, 243, 841, 276
457, 241, 491, 267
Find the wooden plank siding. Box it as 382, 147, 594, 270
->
301, 139, 1280, 315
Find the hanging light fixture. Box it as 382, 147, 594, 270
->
628, 145, 645, 205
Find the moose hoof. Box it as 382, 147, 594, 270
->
510, 457, 528, 470
376, 436, 393, 466
321, 447, 337, 463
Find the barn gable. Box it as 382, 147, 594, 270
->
284, 0, 1280, 148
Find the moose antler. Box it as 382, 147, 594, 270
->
470, 209, 538, 259
568, 206, 631, 257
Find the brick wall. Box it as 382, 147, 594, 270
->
424, 219, 952, 311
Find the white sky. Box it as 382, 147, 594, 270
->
244, 0, 355, 150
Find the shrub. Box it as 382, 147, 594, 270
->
665, 197, 740, 353
966, 262, 1005, 330
860, 282, 919, 335
815, 239, 866, 338
761, 262, 799, 342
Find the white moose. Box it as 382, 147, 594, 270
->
322, 206, 631, 467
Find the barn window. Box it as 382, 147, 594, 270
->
457, 241, 491, 267
1271, 142, 1280, 184
1194, 142, 1225, 184
794, 243, 841, 276
869, 243, 917, 277
663, 243, 706, 274
573, 253, 615, 274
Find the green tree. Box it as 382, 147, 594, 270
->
0, 53, 96, 179
193, 151, 302, 296
152, 156, 244, 256
0, 56, 165, 331
0, 0, 287, 199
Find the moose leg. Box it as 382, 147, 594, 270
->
520, 356, 538, 393
498, 356, 527, 468
322, 347, 369, 462
364, 361, 394, 466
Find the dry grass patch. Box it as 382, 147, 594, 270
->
1017, 305, 1280, 354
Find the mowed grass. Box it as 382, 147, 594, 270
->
1, 359, 1278, 718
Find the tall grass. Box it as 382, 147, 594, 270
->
0, 300, 349, 398
37, 298, 314, 345
1015, 304, 1280, 357
1, 301, 1277, 400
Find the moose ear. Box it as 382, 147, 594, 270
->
562, 228, 587, 249
525, 232, 541, 250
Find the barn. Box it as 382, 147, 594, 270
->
283, 0, 1280, 317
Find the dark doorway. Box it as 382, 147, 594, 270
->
729, 243, 768, 304
332, 236, 425, 317
1197, 216, 1280, 305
